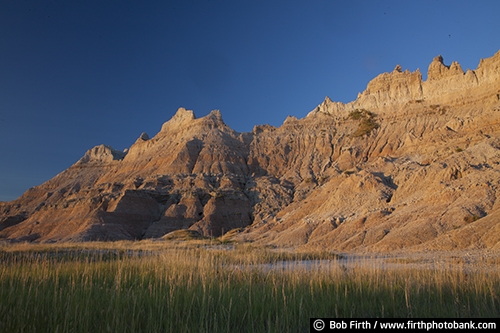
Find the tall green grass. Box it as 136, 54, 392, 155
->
0, 243, 499, 333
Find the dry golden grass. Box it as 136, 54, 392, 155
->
1, 241, 499, 332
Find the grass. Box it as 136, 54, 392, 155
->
0, 241, 499, 332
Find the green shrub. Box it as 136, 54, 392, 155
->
348, 109, 379, 137
352, 117, 379, 137
348, 109, 364, 120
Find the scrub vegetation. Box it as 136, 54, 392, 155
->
1, 240, 499, 332
348, 109, 380, 137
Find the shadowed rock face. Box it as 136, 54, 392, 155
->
2, 50, 500, 251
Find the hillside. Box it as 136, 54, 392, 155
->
1, 50, 500, 252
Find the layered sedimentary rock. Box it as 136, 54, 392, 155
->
1, 50, 500, 251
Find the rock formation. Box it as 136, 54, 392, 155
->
2, 50, 500, 251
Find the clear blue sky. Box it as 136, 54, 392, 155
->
1, 0, 499, 201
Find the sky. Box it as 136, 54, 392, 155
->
1, 0, 499, 201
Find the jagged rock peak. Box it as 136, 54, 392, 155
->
252, 123, 276, 134
160, 107, 196, 132
131, 132, 150, 146
309, 50, 500, 117
393, 64, 403, 73
206, 109, 224, 123
77, 144, 126, 164
433, 54, 444, 64
174, 107, 196, 121
159, 107, 229, 133
427, 54, 464, 80
283, 115, 299, 124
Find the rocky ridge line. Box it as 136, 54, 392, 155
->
1, 50, 500, 252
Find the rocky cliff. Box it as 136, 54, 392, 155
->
2, 50, 500, 251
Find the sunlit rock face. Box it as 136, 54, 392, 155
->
2, 50, 500, 251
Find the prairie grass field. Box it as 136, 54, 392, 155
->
1, 240, 499, 332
